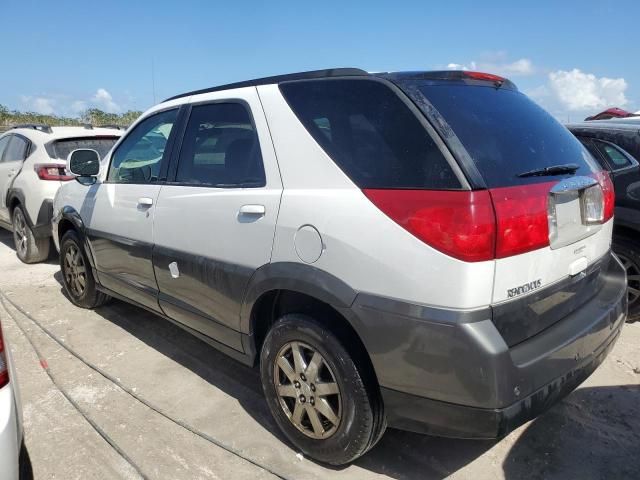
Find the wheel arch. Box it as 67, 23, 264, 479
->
241, 263, 379, 388
6, 188, 26, 222
57, 206, 97, 270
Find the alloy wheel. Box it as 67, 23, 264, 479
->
273, 341, 342, 439
12, 209, 28, 258
64, 244, 87, 297
618, 253, 640, 308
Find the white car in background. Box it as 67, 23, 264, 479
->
0, 316, 24, 479
0, 125, 122, 263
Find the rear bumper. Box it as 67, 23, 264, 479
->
32, 199, 53, 239
381, 319, 621, 438
346, 251, 627, 438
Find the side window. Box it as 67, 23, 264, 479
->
596, 141, 633, 169
175, 102, 265, 187
578, 137, 608, 170
4, 136, 29, 162
108, 109, 178, 184
279, 79, 460, 189
0, 136, 10, 163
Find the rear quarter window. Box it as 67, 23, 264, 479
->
279, 79, 461, 189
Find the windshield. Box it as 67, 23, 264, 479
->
409, 83, 599, 188
52, 137, 119, 161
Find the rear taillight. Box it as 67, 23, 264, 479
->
0, 324, 8, 389
489, 182, 555, 258
362, 189, 496, 262
365, 175, 612, 262
593, 170, 615, 222
34, 164, 74, 181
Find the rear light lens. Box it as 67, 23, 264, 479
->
489, 182, 555, 258
34, 164, 74, 181
0, 323, 8, 389
581, 184, 605, 224
365, 175, 612, 262
593, 170, 615, 222
362, 189, 496, 262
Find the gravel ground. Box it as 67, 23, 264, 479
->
0, 229, 638, 480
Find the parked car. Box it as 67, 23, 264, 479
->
567, 121, 640, 322
0, 313, 24, 479
53, 69, 627, 465
0, 125, 123, 263
584, 107, 638, 121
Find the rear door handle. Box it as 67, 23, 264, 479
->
138, 197, 154, 207
7, 169, 17, 177
239, 204, 265, 216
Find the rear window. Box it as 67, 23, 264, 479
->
412, 84, 598, 188
279, 79, 460, 189
51, 137, 119, 161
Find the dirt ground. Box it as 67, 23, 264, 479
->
0, 229, 638, 480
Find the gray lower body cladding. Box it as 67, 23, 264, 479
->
343, 251, 627, 437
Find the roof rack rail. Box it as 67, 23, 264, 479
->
97, 124, 127, 130
164, 67, 369, 102
11, 123, 52, 133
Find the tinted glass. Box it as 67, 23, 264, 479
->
414, 84, 598, 188
0, 136, 10, 162
109, 109, 178, 183
577, 138, 608, 170
53, 137, 119, 161
175, 103, 265, 187
4, 136, 29, 162
280, 79, 460, 189
599, 142, 632, 168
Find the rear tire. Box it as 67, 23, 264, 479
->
12, 206, 49, 264
60, 230, 110, 309
260, 314, 385, 465
613, 235, 640, 323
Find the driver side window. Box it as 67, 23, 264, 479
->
108, 109, 178, 183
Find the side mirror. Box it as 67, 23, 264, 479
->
68, 149, 100, 184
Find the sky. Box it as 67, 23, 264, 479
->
1, 0, 638, 122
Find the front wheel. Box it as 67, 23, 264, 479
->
260, 314, 385, 465
60, 230, 110, 309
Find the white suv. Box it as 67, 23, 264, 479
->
52, 69, 627, 465
0, 125, 122, 263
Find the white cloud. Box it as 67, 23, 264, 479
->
20, 96, 56, 115
16, 89, 126, 117
92, 88, 120, 113
71, 100, 87, 114
547, 69, 628, 111
445, 55, 535, 77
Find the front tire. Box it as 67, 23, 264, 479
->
12, 206, 49, 264
260, 314, 385, 465
613, 235, 640, 323
60, 230, 109, 309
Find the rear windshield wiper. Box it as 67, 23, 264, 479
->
517, 163, 580, 178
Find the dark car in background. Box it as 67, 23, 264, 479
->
568, 121, 640, 321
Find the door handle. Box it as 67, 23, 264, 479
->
138, 197, 154, 207
239, 204, 265, 215
7, 169, 16, 177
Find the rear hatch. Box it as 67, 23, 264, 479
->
46, 136, 120, 163
393, 73, 615, 346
